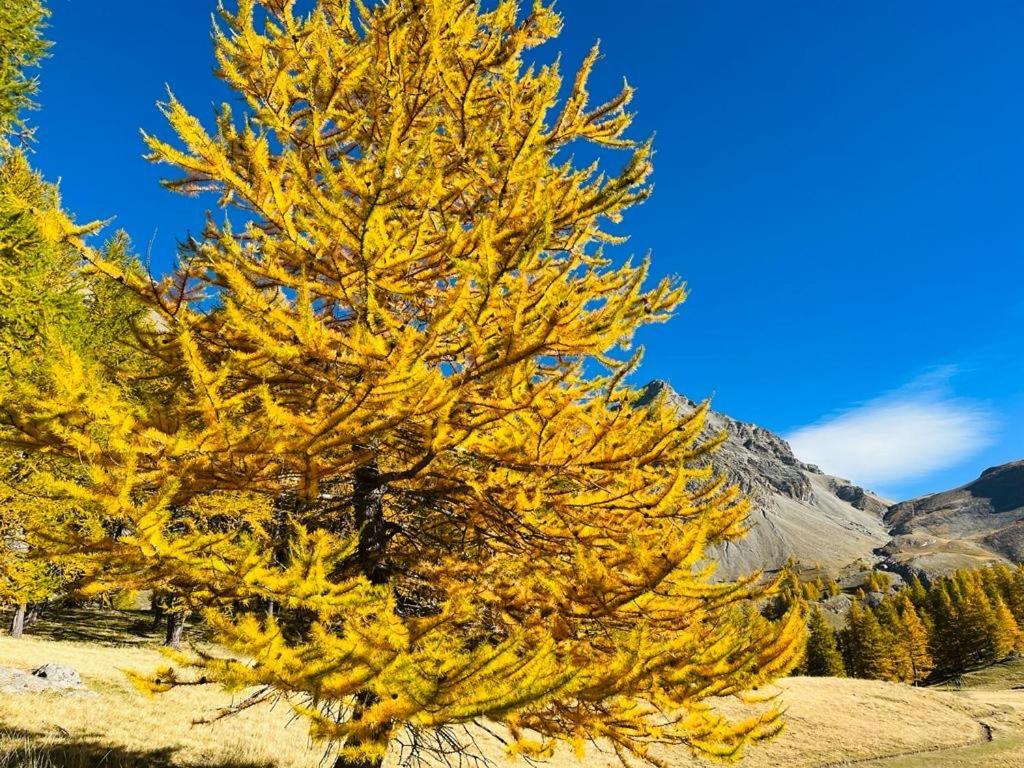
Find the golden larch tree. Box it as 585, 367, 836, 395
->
895, 594, 933, 684
2, 1, 804, 765
992, 598, 1022, 659
0, 148, 146, 636
0, 0, 48, 142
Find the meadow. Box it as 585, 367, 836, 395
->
2, 608, 1022, 768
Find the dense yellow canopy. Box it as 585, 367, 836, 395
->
1, 1, 803, 765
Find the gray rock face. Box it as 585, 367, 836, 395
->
816, 593, 855, 628
863, 591, 887, 608
638, 380, 816, 502
820, 594, 854, 616
832, 481, 889, 516
638, 381, 891, 579
32, 664, 83, 688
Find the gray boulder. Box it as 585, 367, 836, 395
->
32, 664, 83, 689
0, 664, 87, 694
864, 591, 887, 608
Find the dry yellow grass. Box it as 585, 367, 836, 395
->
1, 617, 1023, 768
0, 633, 323, 768
702, 678, 1007, 768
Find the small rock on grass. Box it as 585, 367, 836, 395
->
0, 664, 90, 695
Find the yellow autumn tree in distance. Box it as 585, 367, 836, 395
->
0, 0, 151, 638
1, 1, 803, 766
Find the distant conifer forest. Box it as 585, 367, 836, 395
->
783, 564, 1024, 683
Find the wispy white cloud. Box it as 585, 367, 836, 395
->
786, 369, 996, 489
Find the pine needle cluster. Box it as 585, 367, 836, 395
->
0, 0, 48, 143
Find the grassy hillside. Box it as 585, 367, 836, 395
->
1, 610, 1022, 768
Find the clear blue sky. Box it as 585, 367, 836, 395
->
28, 1, 1024, 500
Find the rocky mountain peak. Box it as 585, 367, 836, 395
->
967, 460, 1024, 513
636, 380, 891, 577
638, 380, 821, 504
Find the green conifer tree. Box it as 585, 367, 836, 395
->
875, 599, 912, 682
907, 576, 928, 607
929, 584, 964, 675
843, 600, 894, 680
804, 607, 846, 677
957, 574, 1000, 667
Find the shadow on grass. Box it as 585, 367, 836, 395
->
0, 727, 276, 768
9, 607, 160, 647
0, 606, 211, 648
931, 655, 1024, 692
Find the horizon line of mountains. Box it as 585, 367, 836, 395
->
639, 380, 1024, 584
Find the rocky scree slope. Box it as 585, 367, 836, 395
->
637, 381, 891, 580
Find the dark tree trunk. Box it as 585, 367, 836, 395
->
25, 603, 42, 626
331, 463, 392, 768
164, 610, 188, 648
353, 461, 389, 585
151, 594, 166, 631
9, 603, 26, 638
333, 755, 384, 768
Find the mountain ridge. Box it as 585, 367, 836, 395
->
880, 459, 1024, 576
643, 380, 1023, 580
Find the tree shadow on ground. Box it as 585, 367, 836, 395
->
1, 726, 277, 768
1, 605, 211, 648
7, 607, 160, 647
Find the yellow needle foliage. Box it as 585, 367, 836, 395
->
1, 1, 803, 765
0, 148, 133, 622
